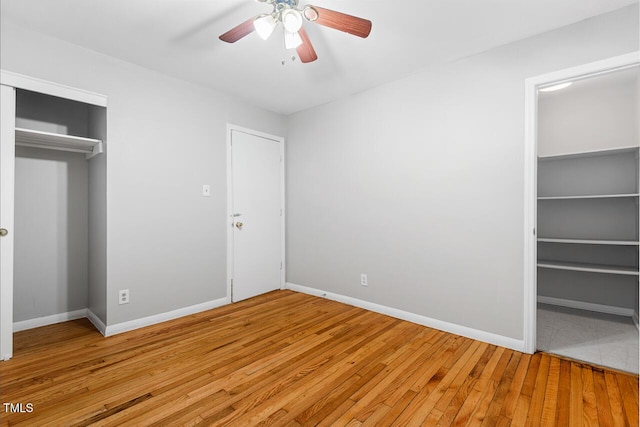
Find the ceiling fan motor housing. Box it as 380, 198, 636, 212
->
275, 0, 299, 7
221, 0, 371, 63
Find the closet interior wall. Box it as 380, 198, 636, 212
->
13, 89, 106, 326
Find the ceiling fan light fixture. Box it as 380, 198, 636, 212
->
281, 8, 303, 32
254, 14, 277, 40
284, 30, 303, 49
302, 6, 318, 22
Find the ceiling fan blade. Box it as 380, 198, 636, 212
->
296, 28, 318, 63
219, 17, 257, 43
308, 6, 372, 38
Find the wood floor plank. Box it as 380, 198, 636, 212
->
603, 371, 627, 427
555, 359, 572, 426
0, 290, 637, 426
540, 356, 560, 426
570, 362, 585, 427
593, 370, 614, 427
617, 373, 639, 426
525, 353, 551, 427
582, 366, 599, 427
500, 352, 531, 421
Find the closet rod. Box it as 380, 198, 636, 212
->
15, 127, 103, 159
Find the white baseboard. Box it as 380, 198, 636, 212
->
11, 298, 229, 338
104, 297, 228, 337
86, 309, 107, 336
13, 309, 87, 332
538, 296, 635, 317
286, 282, 525, 352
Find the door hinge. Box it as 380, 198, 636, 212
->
280, 208, 283, 216
533, 227, 536, 236
280, 262, 283, 270
230, 278, 234, 302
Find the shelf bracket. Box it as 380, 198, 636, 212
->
86, 141, 103, 160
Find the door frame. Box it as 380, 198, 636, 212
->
0, 70, 107, 361
522, 51, 640, 354
0, 84, 16, 361
226, 124, 285, 303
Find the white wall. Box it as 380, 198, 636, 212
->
285, 6, 638, 341
1, 21, 287, 326
538, 69, 639, 156
14, 147, 88, 321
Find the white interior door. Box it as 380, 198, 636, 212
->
229, 127, 284, 302
0, 84, 16, 360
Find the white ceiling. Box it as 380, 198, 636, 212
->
1, 0, 637, 114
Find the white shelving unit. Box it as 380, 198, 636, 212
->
15, 127, 103, 159
537, 146, 639, 313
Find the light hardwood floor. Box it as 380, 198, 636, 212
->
0, 290, 637, 426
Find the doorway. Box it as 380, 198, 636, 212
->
226, 125, 285, 303
523, 52, 640, 372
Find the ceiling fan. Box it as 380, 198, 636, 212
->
219, 0, 372, 64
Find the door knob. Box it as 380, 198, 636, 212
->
235, 222, 243, 229
0, 228, 7, 237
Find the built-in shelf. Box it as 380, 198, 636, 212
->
15, 127, 103, 159
538, 260, 639, 276
538, 238, 640, 246
538, 193, 639, 200
538, 146, 639, 161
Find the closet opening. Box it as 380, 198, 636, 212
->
12, 88, 107, 335
534, 65, 639, 373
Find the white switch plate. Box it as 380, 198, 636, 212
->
202, 184, 211, 197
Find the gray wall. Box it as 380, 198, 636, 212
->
14, 147, 88, 321
15, 89, 89, 136
88, 106, 107, 322
1, 20, 287, 326
285, 6, 638, 340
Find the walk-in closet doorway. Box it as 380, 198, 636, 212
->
523, 53, 640, 373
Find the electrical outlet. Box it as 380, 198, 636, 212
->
360, 274, 368, 287
202, 184, 211, 197
119, 289, 130, 305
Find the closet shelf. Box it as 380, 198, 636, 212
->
538, 260, 639, 276
537, 238, 640, 246
538, 194, 639, 200
15, 127, 103, 159
538, 146, 639, 161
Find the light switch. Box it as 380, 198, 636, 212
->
202, 184, 211, 197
